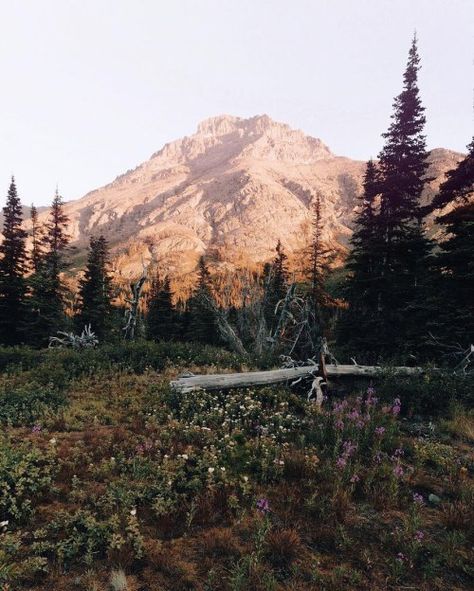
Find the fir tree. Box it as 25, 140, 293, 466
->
147, 273, 177, 341
30, 204, 43, 272
76, 235, 113, 340
0, 178, 27, 345
337, 161, 383, 358
26, 190, 70, 346
429, 137, 474, 346
186, 256, 220, 344
263, 240, 289, 331
373, 34, 432, 357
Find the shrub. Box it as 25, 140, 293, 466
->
0, 438, 57, 522
0, 379, 67, 425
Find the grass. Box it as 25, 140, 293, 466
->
0, 343, 472, 590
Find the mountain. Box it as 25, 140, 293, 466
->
28, 115, 464, 282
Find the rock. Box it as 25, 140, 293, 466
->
428, 493, 442, 505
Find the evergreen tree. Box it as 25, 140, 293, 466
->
26, 190, 70, 346
373, 34, 432, 357
263, 240, 289, 331
428, 137, 474, 345
337, 161, 383, 357
186, 256, 220, 344
76, 235, 113, 340
146, 273, 177, 341
0, 178, 27, 345
30, 204, 43, 272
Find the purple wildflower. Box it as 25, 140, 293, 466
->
367, 386, 376, 396
396, 552, 406, 563
392, 397, 401, 416
335, 419, 344, 431
413, 493, 424, 506
32, 424, 42, 433
256, 498, 270, 514
414, 530, 424, 542
374, 451, 383, 464
393, 464, 404, 479
375, 426, 385, 437
350, 473, 360, 483
336, 456, 347, 470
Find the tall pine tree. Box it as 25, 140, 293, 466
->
27, 190, 70, 346
0, 178, 27, 345
76, 235, 113, 340
337, 160, 383, 358
373, 34, 432, 357
428, 137, 474, 346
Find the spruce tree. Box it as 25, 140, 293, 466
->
76, 235, 113, 340
30, 204, 43, 272
27, 190, 70, 346
429, 138, 474, 346
337, 161, 382, 358
263, 240, 289, 331
374, 34, 432, 357
186, 256, 220, 344
147, 273, 177, 341
0, 178, 27, 345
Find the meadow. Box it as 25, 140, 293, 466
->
0, 342, 473, 591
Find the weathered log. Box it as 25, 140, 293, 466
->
170, 364, 426, 393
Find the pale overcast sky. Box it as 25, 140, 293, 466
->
0, 0, 472, 207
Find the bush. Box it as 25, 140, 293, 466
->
0, 380, 67, 426
0, 438, 57, 522
377, 369, 474, 417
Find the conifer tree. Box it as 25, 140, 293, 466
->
337, 161, 382, 357
429, 138, 474, 345
373, 34, 432, 356
186, 256, 220, 344
147, 273, 177, 341
30, 204, 43, 272
0, 178, 27, 345
76, 235, 113, 340
27, 190, 70, 346
263, 240, 289, 331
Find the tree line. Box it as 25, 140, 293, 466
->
0, 35, 472, 361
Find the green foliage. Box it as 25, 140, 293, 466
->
376, 369, 474, 416
0, 378, 67, 425
0, 438, 57, 522
0, 178, 28, 346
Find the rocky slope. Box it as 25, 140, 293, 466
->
31, 115, 462, 279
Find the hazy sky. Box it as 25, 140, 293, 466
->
0, 0, 472, 207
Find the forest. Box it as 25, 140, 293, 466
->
0, 36, 473, 591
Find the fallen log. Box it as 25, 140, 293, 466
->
170, 364, 426, 393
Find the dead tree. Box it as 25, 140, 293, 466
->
123, 264, 148, 340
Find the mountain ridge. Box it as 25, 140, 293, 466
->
6, 115, 464, 281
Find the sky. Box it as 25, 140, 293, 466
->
0, 0, 472, 207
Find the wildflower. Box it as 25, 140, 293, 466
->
336, 456, 347, 470
49, 437, 57, 445
396, 552, 406, 563
335, 419, 344, 431
392, 397, 401, 416
32, 424, 42, 433
208, 467, 215, 474
256, 498, 270, 514
367, 386, 376, 396
0, 520, 8, 528
243, 475, 249, 482
350, 473, 360, 483
220, 466, 226, 472
414, 530, 424, 542
393, 464, 404, 479
130, 508, 137, 516
413, 492, 424, 505
374, 451, 383, 464
181, 454, 189, 460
